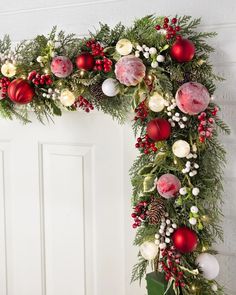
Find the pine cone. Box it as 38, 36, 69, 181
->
90, 82, 105, 100
148, 197, 166, 225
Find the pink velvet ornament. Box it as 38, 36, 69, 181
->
50, 56, 73, 78
175, 82, 210, 115
156, 173, 181, 199
114, 55, 146, 86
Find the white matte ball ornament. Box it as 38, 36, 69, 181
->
1, 63, 16, 77
102, 78, 120, 97
140, 241, 159, 261
196, 253, 220, 280
59, 89, 75, 106
116, 39, 133, 56
172, 140, 191, 158
148, 92, 166, 112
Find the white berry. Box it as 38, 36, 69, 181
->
182, 116, 188, 122
159, 243, 167, 250
179, 187, 187, 195
189, 217, 197, 225
165, 238, 170, 243
135, 51, 140, 57
136, 45, 142, 51
190, 206, 199, 214
172, 223, 177, 229
192, 188, 200, 196
156, 55, 165, 62
149, 47, 157, 55
151, 61, 158, 68
155, 234, 160, 239
143, 52, 150, 59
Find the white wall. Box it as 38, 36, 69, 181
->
0, 0, 235, 294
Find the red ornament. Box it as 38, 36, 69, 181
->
75, 53, 95, 71
172, 227, 198, 253
7, 78, 35, 104
146, 118, 171, 141
170, 39, 195, 63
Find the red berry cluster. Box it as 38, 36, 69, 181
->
0, 77, 10, 98
131, 200, 148, 228
155, 17, 182, 40
161, 246, 185, 288
74, 95, 94, 112
28, 71, 53, 86
135, 135, 158, 154
86, 39, 105, 57
134, 100, 149, 121
198, 107, 218, 142
93, 58, 112, 73
86, 39, 113, 73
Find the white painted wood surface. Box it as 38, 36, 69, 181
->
0, 0, 235, 294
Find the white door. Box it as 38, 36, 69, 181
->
0, 112, 126, 295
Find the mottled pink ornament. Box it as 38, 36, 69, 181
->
114, 55, 146, 86
156, 173, 181, 199
175, 82, 210, 115
50, 56, 73, 78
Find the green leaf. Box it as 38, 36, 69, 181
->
138, 164, 154, 175
143, 174, 156, 193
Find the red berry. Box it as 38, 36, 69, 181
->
176, 35, 182, 41
166, 34, 172, 40
163, 23, 168, 29
175, 26, 181, 31
155, 25, 161, 30
172, 18, 177, 24
132, 224, 137, 229
164, 17, 169, 23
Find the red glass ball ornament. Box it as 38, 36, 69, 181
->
172, 227, 198, 253
146, 118, 171, 142
170, 39, 195, 63
75, 53, 95, 71
7, 78, 35, 104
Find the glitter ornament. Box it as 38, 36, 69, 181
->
156, 174, 181, 199
101, 78, 120, 97
196, 253, 220, 280
148, 92, 166, 112
115, 55, 146, 86
50, 56, 73, 78
172, 140, 190, 158
116, 39, 133, 55
140, 241, 159, 260
1, 62, 16, 77
59, 89, 75, 106
175, 82, 210, 115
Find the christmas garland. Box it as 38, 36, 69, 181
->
0, 15, 230, 295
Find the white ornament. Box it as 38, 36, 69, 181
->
211, 284, 218, 292
192, 188, 200, 196
149, 47, 157, 55
196, 253, 220, 280
1, 62, 16, 77
102, 78, 120, 97
148, 92, 166, 112
179, 187, 187, 195
116, 39, 133, 55
156, 55, 165, 63
190, 206, 199, 214
59, 89, 75, 106
140, 241, 158, 260
172, 140, 191, 158
189, 217, 197, 225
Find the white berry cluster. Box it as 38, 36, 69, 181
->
0, 51, 18, 65
189, 205, 199, 225
165, 99, 188, 128
37, 40, 56, 67
154, 213, 177, 250
134, 44, 165, 68
182, 147, 199, 177
42, 88, 60, 100
179, 187, 200, 197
